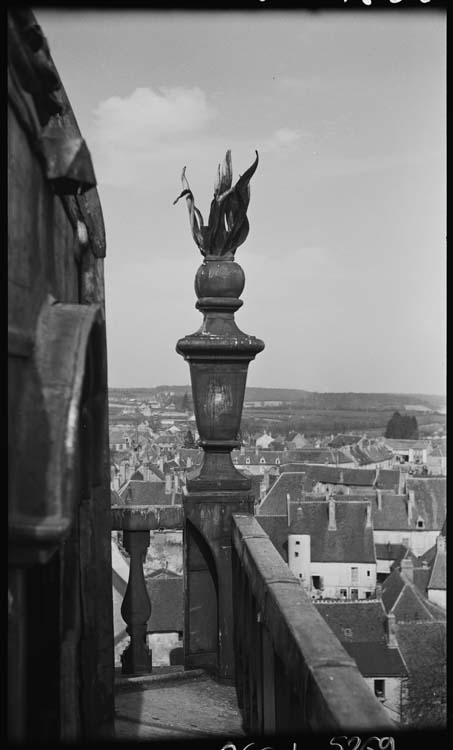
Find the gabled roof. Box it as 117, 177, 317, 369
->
296, 465, 400, 490
428, 544, 446, 591
381, 567, 446, 622
146, 577, 183, 633
328, 434, 362, 448
315, 600, 387, 643
258, 472, 311, 515
394, 621, 446, 675
288, 501, 376, 564
342, 643, 407, 677
371, 493, 411, 530
405, 477, 446, 530
315, 600, 406, 678
118, 480, 181, 506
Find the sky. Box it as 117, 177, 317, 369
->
35, 7, 446, 394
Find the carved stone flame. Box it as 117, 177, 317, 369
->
174, 150, 259, 260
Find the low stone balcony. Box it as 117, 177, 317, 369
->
111, 505, 393, 738
115, 666, 244, 740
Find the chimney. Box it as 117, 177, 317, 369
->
377, 489, 383, 511
375, 583, 382, 600
386, 613, 397, 648
398, 470, 406, 495
296, 504, 303, 520
339, 470, 344, 485
400, 556, 414, 583
374, 467, 381, 486
240, 443, 245, 455
165, 473, 172, 494
407, 490, 415, 526
328, 498, 337, 530
366, 501, 372, 528
286, 493, 291, 526
159, 457, 164, 473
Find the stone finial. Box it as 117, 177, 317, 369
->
174, 150, 259, 260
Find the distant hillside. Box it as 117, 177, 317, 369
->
108, 386, 445, 413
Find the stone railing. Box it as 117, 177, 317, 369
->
111, 505, 183, 675
231, 514, 393, 734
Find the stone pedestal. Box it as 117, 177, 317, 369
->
177, 259, 264, 681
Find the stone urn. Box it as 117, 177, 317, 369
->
175, 150, 264, 491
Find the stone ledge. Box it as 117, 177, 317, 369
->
115, 666, 207, 692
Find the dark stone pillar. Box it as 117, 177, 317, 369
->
175, 151, 264, 682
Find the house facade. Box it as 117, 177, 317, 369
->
287, 499, 377, 600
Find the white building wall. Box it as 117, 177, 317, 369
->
428, 589, 446, 610
287, 548, 376, 599
288, 534, 311, 588
373, 530, 439, 557
364, 677, 403, 723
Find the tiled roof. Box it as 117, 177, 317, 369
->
328, 434, 362, 448
371, 493, 410, 530
343, 643, 407, 677
288, 501, 376, 564
428, 545, 446, 590
315, 600, 387, 643
146, 464, 165, 481
258, 472, 311, 515
394, 621, 446, 675
381, 568, 446, 622
405, 477, 446, 530
348, 442, 393, 466
146, 577, 183, 633
315, 600, 406, 677
118, 480, 181, 506
280, 464, 401, 490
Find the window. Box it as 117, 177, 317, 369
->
351, 588, 358, 600
340, 589, 347, 598
417, 517, 425, 529
295, 540, 300, 545
365, 591, 372, 599
312, 575, 321, 590
260, 457, 266, 464
351, 567, 359, 585
374, 679, 385, 700
246, 458, 250, 464
343, 628, 352, 639
367, 570, 371, 577
295, 552, 299, 557
276, 458, 280, 465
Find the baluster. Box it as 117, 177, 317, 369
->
120, 530, 152, 675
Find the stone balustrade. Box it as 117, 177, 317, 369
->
231, 513, 394, 734
111, 505, 183, 675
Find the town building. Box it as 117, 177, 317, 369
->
287, 499, 377, 600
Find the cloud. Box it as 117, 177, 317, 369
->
260, 127, 305, 154
88, 86, 216, 186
